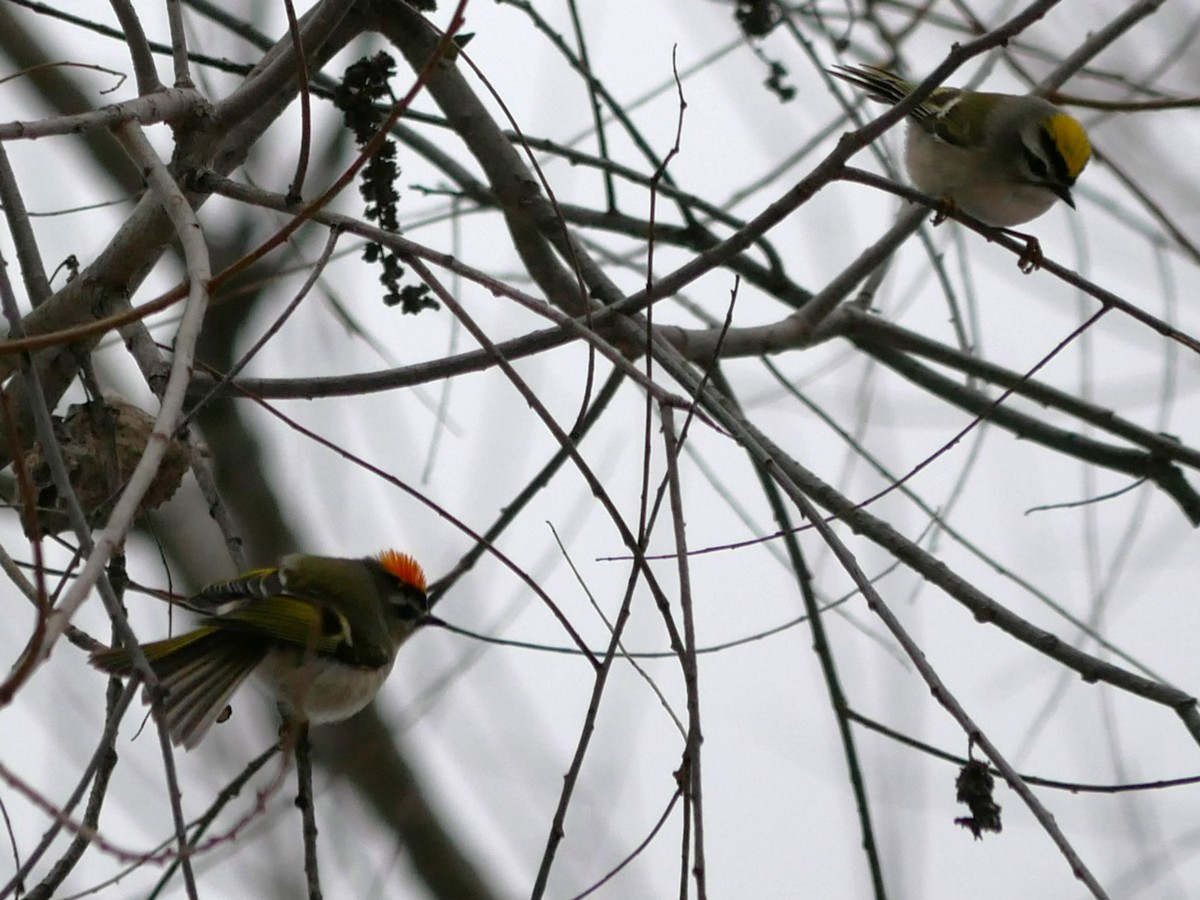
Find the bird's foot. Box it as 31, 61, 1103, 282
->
998, 227, 1043, 273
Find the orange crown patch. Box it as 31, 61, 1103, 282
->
377, 549, 427, 593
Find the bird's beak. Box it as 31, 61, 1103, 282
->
1054, 184, 1076, 209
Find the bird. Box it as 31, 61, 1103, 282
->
830, 64, 1091, 268
91, 550, 431, 749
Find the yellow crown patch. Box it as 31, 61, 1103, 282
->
1044, 114, 1091, 180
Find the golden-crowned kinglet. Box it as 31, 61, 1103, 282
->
830, 64, 1091, 228
91, 550, 430, 748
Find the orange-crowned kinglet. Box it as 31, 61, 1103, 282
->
91, 550, 430, 749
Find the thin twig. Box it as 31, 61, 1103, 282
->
660, 408, 707, 900
280, 0, 312, 202
0, 87, 205, 140
0, 143, 50, 303
294, 726, 323, 900
108, 0, 164, 93
4, 679, 136, 898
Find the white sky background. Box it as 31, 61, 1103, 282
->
3, 1, 1200, 898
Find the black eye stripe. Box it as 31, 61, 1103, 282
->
389, 586, 430, 618
1038, 127, 1073, 185
1023, 145, 1049, 180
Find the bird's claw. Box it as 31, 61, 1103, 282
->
931, 197, 957, 226
1015, 236, 1043, 273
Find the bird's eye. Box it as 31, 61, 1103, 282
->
390, 587, 428, 619
320, 607, 344, 636
1023, 146, 1049, 180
